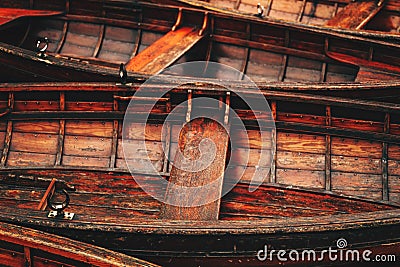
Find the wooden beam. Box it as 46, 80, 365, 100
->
160, 118, 229, 220
326, 51, 400, 78
37, 178, 56, 211
126, 27, 205, 74
326, 0, 385, 30
0, 8, 63, 27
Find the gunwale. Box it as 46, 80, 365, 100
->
0, 221, 159, 267
171, 0, 400, 41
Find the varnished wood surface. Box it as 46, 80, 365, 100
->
0, 82, 398, 203
174, 0, 400, 37
126, 26, 204, 74
0, 8, 62, 27
0, 82, 398, 265
0, 1, 400, 82
0, 221, 159, 267
326, 0, 384, 30
161, 118, 230, 220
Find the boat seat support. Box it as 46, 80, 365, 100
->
125, 26, 205, 74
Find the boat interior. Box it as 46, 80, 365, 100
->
180, 0, 400, 34
0, 83, 398, 229
0, 0, 399, 83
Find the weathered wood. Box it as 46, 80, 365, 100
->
0, 221, 159, 267
327, 52, 400, 79
326, 0, 385, 30
160, 118, 229, 220
37, 177, 56, 211
0, 8, 62, 27
126, 27, 204, 74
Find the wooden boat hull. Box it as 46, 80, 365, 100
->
0, 0, 400, 83
0, 221, 159, 267
0, 82, 398, 266
170, 0, 400, 40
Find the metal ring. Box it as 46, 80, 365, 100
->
47, 189, 70, 212
36, 37, 49, 53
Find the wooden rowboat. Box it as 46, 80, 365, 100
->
171, 0, 400, 40
0, 82, 398, 266
0, 0, 400, 83
0, 221, 159, 267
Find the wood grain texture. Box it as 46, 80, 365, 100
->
326, 0, 384, 30
126, 27, 204, 74
0, 221, 159, 267
0, 8, 62, 27
160, 118, 229, 220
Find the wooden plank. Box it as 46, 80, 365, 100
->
277, 151, 325, 171
277, 132, 325, 154
63, 135, 112, 157
10, 132, 58, 154
37, 178, 56, 211
0, 8, 63, 27
327, 52, 400, 77
331, 137, 382, 158
331, 172, 382, 200
160, 118, 229, 220
326, 0, 385, 30
276, 169, 325, 189
7, 151, 55, 167
388, 175, 400, 204
126, 27, 204, 74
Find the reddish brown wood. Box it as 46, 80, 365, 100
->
326, 0, 385, 30
0, 8, 62, 27
126, 27, 204, 74
0, 221, 159, 267
160, 118, 229, 220
37, 177, 56, 210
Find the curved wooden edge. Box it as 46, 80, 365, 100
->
0, 205, 399, 235
326, 51, 400, 75
326, 0, 385, 30
0, 221, 159, 267
0, 8, 63, 27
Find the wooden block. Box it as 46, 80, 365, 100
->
160, 118, 229, 220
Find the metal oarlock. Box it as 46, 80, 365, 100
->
47, 189, 74, 220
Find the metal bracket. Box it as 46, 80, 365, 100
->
48, 210, 75, 220
36, 37, 49, 58
46, 189, 74, 220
